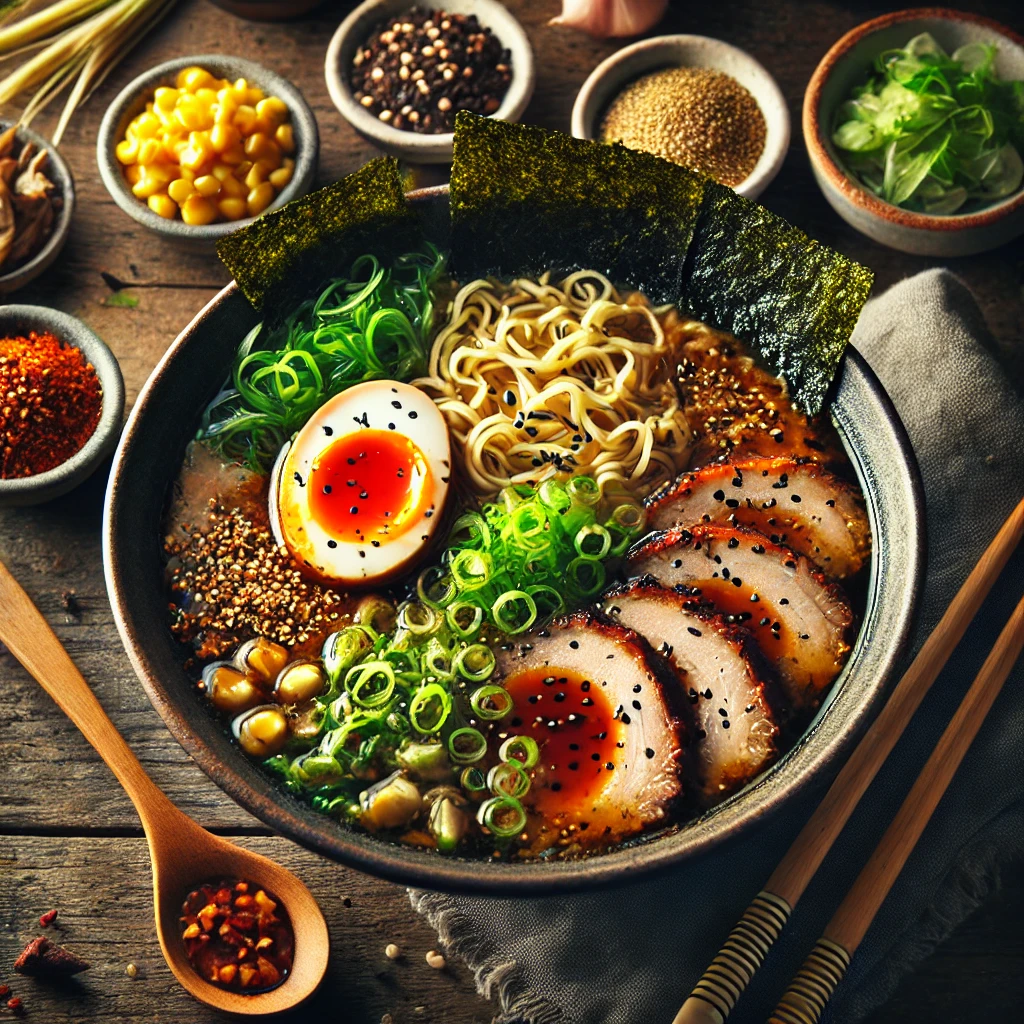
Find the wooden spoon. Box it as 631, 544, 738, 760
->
0, 559, 329, 1014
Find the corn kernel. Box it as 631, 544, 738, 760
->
219, 143, 247, 166
229, 82, 249, 104
115, 138, 139, 164
246, 86, 265, 106
235, 159, 253, 177
218, 196, 248, 221
193, 174, 221, 197
247, 180, 275, 216
181, 194, 217, 225
274, 122, 295, 154
124, 164, 144, 185
210, 122, 240, 153
210, 162, 232, 182
133, 111, 161, 138
219, 173, 248, 198
148, 193, 178, 219
233, 104, 257, 135
256, 96, 288, 128
180, 131, 214, 171
179, 66, 217, 92
132, 172, 169, 199
195, 87, 218, 107
244, 132, 279, 163
268, 161, 293, 189
244, 162, 265, 189
138, 137, 163, 165
168, 178, 195, 204
154, 86, 178, 112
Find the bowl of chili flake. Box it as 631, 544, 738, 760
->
0, 306, 124, 507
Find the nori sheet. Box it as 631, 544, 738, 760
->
217, 157, 423, 326
449, 112, 705, 305
679, 181, 875, 413
449, 113, 873, 415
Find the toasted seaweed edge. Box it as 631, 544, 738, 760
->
216, 157, 423, 325
449, 113, 873, 414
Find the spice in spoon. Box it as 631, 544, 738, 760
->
180, 879, 294, 992
600, 66, 766, 187
0, 331, 102, 478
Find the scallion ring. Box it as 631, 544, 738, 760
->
447, 726, 488, 765
417, 565, 457, 609
460, 766, 487, 793
476, 796, 527, 838
344, 660, 396, 709
567, 475, 601, 506
487, 760, 531, 800
566, 556, 606, 595
398, 600, 439, 635
449, 548, 492, 591
574, 523, 611, 560
446, 601, 484, 639
469, 684, 513, 721
409, 683, 453, 734
492, 590, 537, 634
452, 643, 495, 682
498, 734, 540, 769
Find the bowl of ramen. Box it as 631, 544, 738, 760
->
104, 129, 923, 893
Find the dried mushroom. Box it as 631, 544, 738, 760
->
0, 124, 61, 273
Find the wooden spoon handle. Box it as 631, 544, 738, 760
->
0, 558, 176, 830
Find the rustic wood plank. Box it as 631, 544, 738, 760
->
0, 835, 491, 1023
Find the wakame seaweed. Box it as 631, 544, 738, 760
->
217, 157, 424, 326
449, 113, 873, 414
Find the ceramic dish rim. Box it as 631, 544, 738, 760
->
803, 6, 1024, 232
102, 184, 924, 894
96, 53, 319, 242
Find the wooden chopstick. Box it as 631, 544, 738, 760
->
672, 495, 1024, 1024
768, 592, 1024, 1024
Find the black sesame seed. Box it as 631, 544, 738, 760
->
388, 422, 396, 430
687, 626, 702, 637
591, 752, 600, 761
631, 700, 641, 710
551, 782, 562, 792
327, 540, 337, 549
632, 684, 642, 693
323, 484, 332, 494
569, 640, 580, 650
713, 489, 725, 501
605, 762, 614, 771
568, 761, 579, 771
391, 400, 402, 409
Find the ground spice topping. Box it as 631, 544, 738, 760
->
0, 331, 102, 478
165, 498, 350, 659
350, 7, 512, 133
600, 66, 766, 187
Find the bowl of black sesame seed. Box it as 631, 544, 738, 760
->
325, 0, 535, 163
571, 35, 790, 201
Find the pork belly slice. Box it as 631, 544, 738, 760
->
644, 457, 871, 579
492, 611, 687, 841
604, 579, 780, 804
627, 524, 854, 713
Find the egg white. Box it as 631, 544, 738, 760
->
271, 380, 451, 586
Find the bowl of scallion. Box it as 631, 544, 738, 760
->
804, 9, 1024, 256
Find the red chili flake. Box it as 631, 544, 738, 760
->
38, 910, 57, 928
6, 996, 22, 1010
0, 984, 9, 996
0, 331, 102, 479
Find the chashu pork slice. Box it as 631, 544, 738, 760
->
603, 578, 780, 804
645, 457, 871, 579
627, 524, 854, 713
492, 611, 687, 843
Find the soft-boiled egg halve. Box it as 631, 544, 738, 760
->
270, 380, 451, 586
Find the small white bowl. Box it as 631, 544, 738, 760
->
804, 9, 1024, 256
325, 0, 535, 164
571, 35, 790, 201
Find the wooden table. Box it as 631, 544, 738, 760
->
1, 1, 1021, 1021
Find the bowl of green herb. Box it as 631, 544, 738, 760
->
804, 9, 1024, 256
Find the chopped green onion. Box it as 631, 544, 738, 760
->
448, 726, 488, 765
470, 684, 514, 721
323, 626, 376, 685
567, 475, 601, 506
487, 760, 531, 799
449, 548, 492, 590
344, 660, 396, 709
399, 600, 439, 635
498, 734, 540, 769
446, 601, 484, 639
477, 796, 528, 838
492, 590, 538, 634
460, 766, 487, 793
452, 643, 496, 682
418, 566, 457, 609
409, 682, 453, 734
574, 523, 611, 559
566, 555, 606, 595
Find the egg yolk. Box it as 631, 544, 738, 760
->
503, 667, 622, 815
307, 429, 434, 545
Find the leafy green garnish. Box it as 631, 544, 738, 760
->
102, 290, 139, 308
833, 32, 1024, 213
198, 245, 445, 470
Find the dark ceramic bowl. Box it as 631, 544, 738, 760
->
97, 55, 319, 245
0, 306, 124, 507
0, 122, 75, 294
103, 186, 924, 895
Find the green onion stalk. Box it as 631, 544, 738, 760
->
197, 244, 446, 470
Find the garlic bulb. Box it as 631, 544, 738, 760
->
549, 0, 668, 38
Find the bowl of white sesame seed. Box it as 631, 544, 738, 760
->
571, 35, 790, 201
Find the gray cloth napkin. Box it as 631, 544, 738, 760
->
411, 269, 1024, 1024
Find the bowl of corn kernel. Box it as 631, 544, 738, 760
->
97, 55, 318, 241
